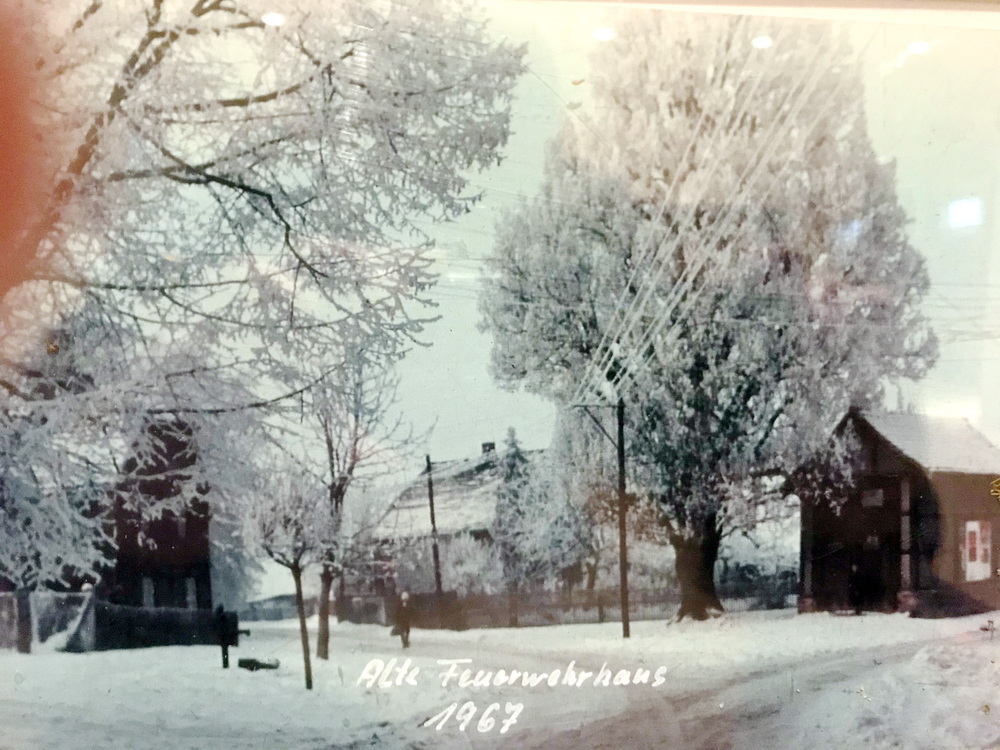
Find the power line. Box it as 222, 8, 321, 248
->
576, 27, 847, 403
604, 34, 863, 399
575, 16, 783, 404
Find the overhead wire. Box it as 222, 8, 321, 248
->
575, 26, 847, 403
572, 22, 832, 403
606, 37, 863, 398
573, 14, 762, 405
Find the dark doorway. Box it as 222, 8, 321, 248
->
812, 478, 900, 612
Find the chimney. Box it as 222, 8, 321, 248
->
481, 442, 496, 455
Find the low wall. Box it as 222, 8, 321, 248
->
93, 601, 218, 650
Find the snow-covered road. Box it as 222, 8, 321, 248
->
498, 639, 936, 749
3, 611, 998, 749
489, 625, 1000, 750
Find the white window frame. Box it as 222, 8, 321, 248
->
962, 520, 992, 582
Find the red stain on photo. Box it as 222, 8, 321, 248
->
0, 2, 48, 302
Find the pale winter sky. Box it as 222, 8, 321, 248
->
393, 0, 1000, 465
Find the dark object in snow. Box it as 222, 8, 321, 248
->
88, 601, 221, 650
214, 606, 249, 668
238, 657, 280, 671
847, 561, 866, 615
395, 592, 412, 648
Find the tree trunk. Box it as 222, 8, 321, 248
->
15, 588, 31, 654
291, 566, 313, 690
507, 582, 519, 628
671, 517, 724, 621
316, 565, 334, 660
336, 572, 346, 623
585, 557, 598, 591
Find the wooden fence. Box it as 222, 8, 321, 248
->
343, 574, 797, 630
0, 592, 227, 652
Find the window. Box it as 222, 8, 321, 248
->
963, 521, 992, 582
861, 489, 884, 508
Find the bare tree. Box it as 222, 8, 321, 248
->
305, 340, 415, 660
248, 468, 329, 690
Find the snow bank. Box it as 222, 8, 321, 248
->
396, 609, 991, 684
783, 629, 1000, 749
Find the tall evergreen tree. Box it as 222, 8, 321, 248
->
493, 428, 531, 603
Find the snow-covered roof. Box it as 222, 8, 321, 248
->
374, 451, 504, 540
860, 412, 1000, 476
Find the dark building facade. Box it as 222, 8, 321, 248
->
103, 418, 212, 610
800, 412, 1000, 616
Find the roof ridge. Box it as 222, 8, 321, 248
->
857, 410, 1000, 475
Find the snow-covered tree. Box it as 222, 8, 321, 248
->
547, 409, 668, 591
0, 301, 265, 596
0, 0, 522, 617
480, 13, 936, 619
302, 339, 416, 660
3, 0, 523, 460
0, 311, 131, 594
493, 429, 531, 614
6, 0, 523, 369
398, 532, 505, 596
492, 429, 588, 623
5, 0, 521, 357
437, 532, 505, 596
246, 467, 331, 690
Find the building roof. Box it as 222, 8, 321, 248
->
374, 451, 505, 540
860, 412, 1000, 476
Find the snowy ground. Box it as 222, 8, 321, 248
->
2, 610, 999, 748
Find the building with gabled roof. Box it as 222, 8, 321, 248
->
800, 411, 1000, 616
369, 442, 555, 598
375, 442, 506, 543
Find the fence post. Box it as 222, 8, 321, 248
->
15, 589, 31, 654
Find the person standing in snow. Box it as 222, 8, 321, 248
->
395, 591, 412, 648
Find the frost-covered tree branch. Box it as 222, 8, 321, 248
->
1, 0, 521, 591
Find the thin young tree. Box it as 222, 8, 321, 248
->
307, 340, 414, 660
249, 468, 330, 690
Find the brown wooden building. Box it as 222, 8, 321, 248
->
800, 412, 1000, 616
102, 417, 212, 611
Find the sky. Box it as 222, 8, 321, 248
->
392, 0, 1000, 465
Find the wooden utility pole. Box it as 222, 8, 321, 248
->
575, 399, 631, 639
617, 397, 630, 639
426, 455, 443, 597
